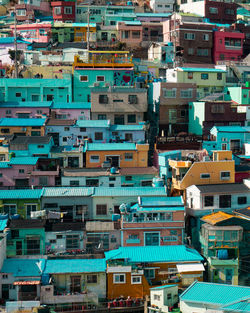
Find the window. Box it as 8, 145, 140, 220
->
90, 155, 100, 163
70, 180, 79, 186
95, 132, 103, 141
184, 33, 195, 40
122, 31, 129, 39
144, 269, 155, 279
19, 169, 24, 174
154, 295, 160, 301
80, 75, 88, 82
201, 73, 209, 80
86, 179, 99, 187
71, 276, 81, 293
128, 95, 138, 104
217, 73, 222, 80
26, 204, 37, 218
187, 48, 194, 56
204, 196, 214, 207
4, 204, 16, 215
188, 72, 193, 79
200, 173, 210, 179
16, 9, 26, 16
220, 171, 230, 180
16, 92, 21, 97
209, 7, 218, 14
64, 6, 72, 14
99, 95, 108, 104
163, 88, 176, 98
113, 274, 125, 284
219, 195, 231, 208
47, 95, 53, 101
114, 114, 124, 125
181, 89, 193, 98
125, 153, 133, 161
127, 114, 136, 123
145, 232, 160, 246
1, 128, 9, 133
203, 34, 209, 41
125, 133, 133, 141
97, 76, 105, 82
37, 110, 42, 115
125, 176, 132, 181
66, 235, 79, 249
225, 8, 234, 15
238, 196, 247, 205
131, 276, 142, 284
6, 110, 11, 115
2, 274, 8, 279
132, 31, 140, 39
180, 110, 187, 118
211, 104, 225, 113
64, 127, 70, 131
96, 204, 107, 215
80, 127, 86, 132
197, 48, 208, 56
169, 109, 177, 123
62, 137, 67, 142
54, 7, 61, 15
98, 114, 106, 120
87, 275, 97, 283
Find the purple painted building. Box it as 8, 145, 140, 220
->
0, 101, 52, 118
50, 102, 91, 120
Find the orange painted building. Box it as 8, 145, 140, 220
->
0, 118, 46, 136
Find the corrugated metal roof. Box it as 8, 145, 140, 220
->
44, 259, 106, 274
43, 187, 94, 197
195, 183, 250, 194
52, 102, 91, 109
140, 196, 183, 207
76, 120, 110, 128
221, 299, 250, 312
201, 211, 235, 225
136, 206, 185, 212
110, 124, 144, 131
150, 284, 177, 290
0, 162, 10, 168
213, 126, 250, 133
93, 187, 167, 197
9, 157, 39, 165
180, 281, 250, 306
136, 13, 171, 17
0, 118, 46, 127
1, 259, 45, 277
0, 218, 8, 231
105, 245, 203, 263
0, 101, 52, 108
178, 67, 226, 73
0, 189, 43, 199
85, 143, 137, 151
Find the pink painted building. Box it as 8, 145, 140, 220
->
10, 23, 52, 43
0, 102, 52, 119
213, 30, 245, 63
120, 196, 185, 247
50, 102, 91, 120
117, 22, 143, 48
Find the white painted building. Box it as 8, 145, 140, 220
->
150, 0, 175, 13
148, 284, 179, 313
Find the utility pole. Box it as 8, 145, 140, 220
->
14, 6, 18, 78
87, 3, 90, 58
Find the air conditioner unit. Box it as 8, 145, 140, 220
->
93, 83, 100, 87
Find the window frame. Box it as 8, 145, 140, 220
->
113, 274, 126, 284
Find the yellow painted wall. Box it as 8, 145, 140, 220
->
74, 27, 96, 42
213, 150, 232, 161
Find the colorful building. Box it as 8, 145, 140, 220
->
51, 0, 76, 23
10, 23, 52, 43
0, 118, 46, 136
120, 196, 185, 247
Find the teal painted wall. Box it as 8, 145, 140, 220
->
188, 101, 205, 136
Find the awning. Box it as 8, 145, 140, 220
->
14, 281, 40, 285
176, 263, 205, 273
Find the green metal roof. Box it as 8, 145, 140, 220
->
85, 143, 137, 151
0, 189, 43, 199
1, 259, 45, 277
180, 281, 250, 306
177, 67, 226, 73
151, 284, 177, 290
140, 196, 183, 207
51, 102, 91, 109
76, 119, 110, 128
105, 245, 203, 263
110, 124, 144, 131
0, 118, 46, 127
43, 187, 94, 197
212, 126, 250, 133
0, 162, 10, 168
44, 259, 106, 274
221, 298, 250, 312
93, 187, 167, 197
9, 157, 39, 165
0, 101, 52, 108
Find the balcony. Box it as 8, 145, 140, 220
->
225, 45, 242, 50
209, 257, 238, 266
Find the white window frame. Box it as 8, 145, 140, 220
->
97, 76, 105, 82
90, 155, 100, 163
131, 276, 142, 284
54, 7, 61, 15
184, 33, 195, 40
79, 75, 88, 82
220, 171, 231, 180
64, 6, 72, 14
25, 203, 37, 217
203, 34, 209, 41
113, 274, 126, 284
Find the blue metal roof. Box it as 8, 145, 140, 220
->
72, 23, 96, 27
0, 218, 8, 231
110, 124, 144, 131
0, 189, 43, 199
9, 157, 39, 165
44, 259, 106, 274
180, 281, 250, 306
51, 102, 91, 109
93, 187, 167, 197
76, 120, 110, 128
85, 143, 137, 151
0, 101, 52, 108
0, 162, 10, 168
140, 196, 184, 207
43, 187, 94, 197
213, 126, 250, 133
151, 284, 177, 290
0, 118, 46, 127
0, 37, 30, 44
1, 259, 45, 277
124, 21, 142, 25
158, 150, 181, 157
105, 245, 203, 263
136, 206, 185, 212
136, 13, 171, 17
177, 67, 226, 73
221, 298, 250, 312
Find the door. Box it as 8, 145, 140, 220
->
60, 206, 73, 221
225, 269, 233, 284
48, 133, 59, 146
106, 156, 119, 167
16, 241, 23, 255
2, 284, 9, 299
70, 276, 81, 293
230, 139, 240, 152
26, 237, 40, 255
145, 232, 160, 246
101, 32, 108, 41
68, 157, 79, 168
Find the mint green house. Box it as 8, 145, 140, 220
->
7, 219, 46, 257
225, 86, 250, 105
0, 189, 43, 218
